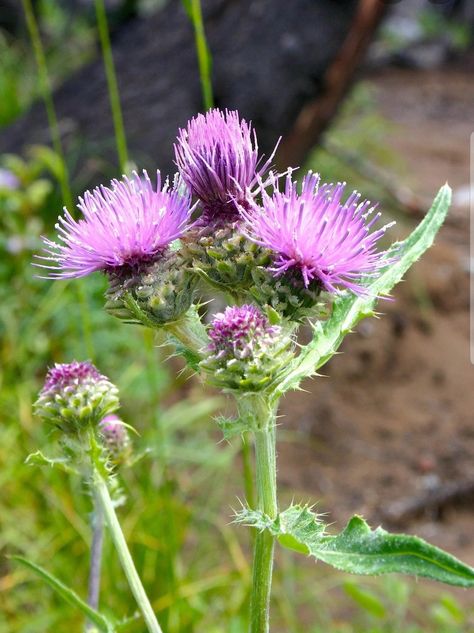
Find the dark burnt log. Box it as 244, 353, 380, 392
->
0, 0, 385, 182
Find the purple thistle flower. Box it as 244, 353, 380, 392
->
240, 171, 394, 296
207, 304, 281, 362
42, 361, 104, 394
174, 109, 277, 223
36, 170, 193, 279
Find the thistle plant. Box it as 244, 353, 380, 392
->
31, 362, 163, 633
33, 108, 474, 632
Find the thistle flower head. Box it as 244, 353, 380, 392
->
35, 361, 120, 432
208, 304, 280, 361
241, 171, 394, 296
175, 109, 275, 223
201, 304, 293, 392
37, 170, 192, 279
99, 414, 131, 466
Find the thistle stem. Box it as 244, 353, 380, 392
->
85, 496, 104, 631
92, 471, 163, 633
249, 409, 278, 633
165, 309, 209, 356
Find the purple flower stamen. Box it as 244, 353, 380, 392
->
240, 171, 394, 296
174, 109, 278, 223
208, 304, 280, 362
36, 170, 193, 279
41, 361, 104, 395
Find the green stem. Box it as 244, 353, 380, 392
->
94, 0, 129, 171
93, 472, 163, 633
189, 0, 214, 110
241, 432, 255, 510
21, 0, 94, 359
165, 309, 209, 356
249, 404, 278, 633
21, 0, 72, 209
85, 494, 104, 631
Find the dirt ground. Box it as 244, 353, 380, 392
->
278, 65, 474, 564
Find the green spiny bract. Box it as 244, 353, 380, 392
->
181, 224, 271, 295
34, 362, 120, 434
249, 265, 327, 321
104, 251, 197, 327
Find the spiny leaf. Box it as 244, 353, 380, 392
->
12, 556, 116, 631
25, 450, 79, 475
250, 504, 474, 588
277, 184, 451, 394
215, 415, 249, 441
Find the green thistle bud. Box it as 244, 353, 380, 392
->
98, 414, 132, 467
35, 362, 119, 434
105, 251, 197, 327
249, 266, 326, 321
200, 304, 293, 392
181, 224, 271, 294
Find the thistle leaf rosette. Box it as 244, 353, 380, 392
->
37, 170, 197, 327
35, 362, 120, 434
240, 171, 394, 320
200, 305, 293, 392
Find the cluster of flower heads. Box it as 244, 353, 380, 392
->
35, 109, 393, 399
37, 107, 391, 301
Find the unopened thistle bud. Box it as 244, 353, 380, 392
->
36, 170, 197, 327
35, 362, 120, 433
98, 414, 131, 466
200, 305, 293, 392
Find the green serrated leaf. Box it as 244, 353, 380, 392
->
11, 556, 115, 632
262, 505, 474, 588
25, 450, 79, 475
277, 185, 451, 394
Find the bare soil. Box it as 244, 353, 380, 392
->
278, 66, 474, 564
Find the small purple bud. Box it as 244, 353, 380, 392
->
35, 361, 120, 433
201, 305, 293, 392
98, 414, 131, 466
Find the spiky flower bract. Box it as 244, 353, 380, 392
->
35, 361, 120, 433
175, 108, 275, 224
241, 171, 394, 297
200, 304, 293, 392
37, 170, 192, 279
99, 414, 131, 466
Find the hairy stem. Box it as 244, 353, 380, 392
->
93, 472, 163, 633
241, 432, 255, 510
248, 400, 278, 633
85, 496, 104, 631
